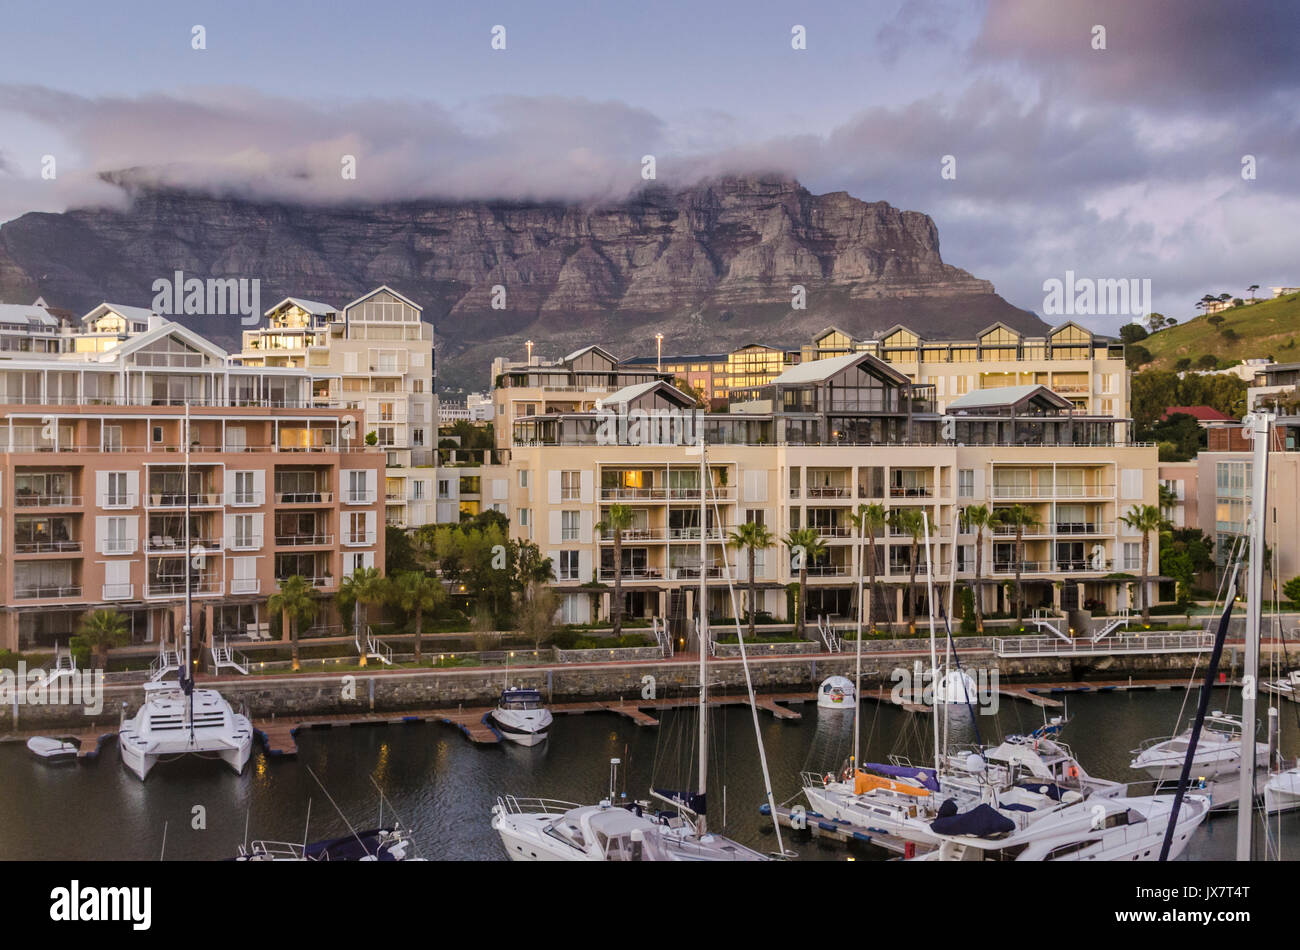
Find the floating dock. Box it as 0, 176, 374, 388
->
759, 803, 934, 857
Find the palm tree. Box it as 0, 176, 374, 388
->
963, 505, 1000, 633
269, 575, 317, 671
1157, 483, 1178, 524
341, 566, 390, 644
72, 608, 130, 669
1248, 284, 1259, 302
784, 526, 827, 639
595, 503, 635, 636
728, 521, 774, 640
890, 508, 926, 634
391, 570, 445, 664
848, 504, 888, 634
1120, 503, 1165, 625
997, 505, 1039, 627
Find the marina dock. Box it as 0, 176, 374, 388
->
758, 803, 934, 857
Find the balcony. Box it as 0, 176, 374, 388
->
15, 584, 82, 600
990, 484, 1113, 500
342, 530, 377, 546
276, 533, 334, 547
230, 577, 261, 594
597, 567, 663, 581
146, 535, 223, 553
102, 583, 134, 600
226, 491, 266, 507
147, 492, 222, 508
144, 578, 224, 598
228, 535, 264, 551
13, 539, 82, 555
344, 490, 376, 505
13, 494, 82, 508
102, 538, 138, 555
889, 486, 933, 499
100, 493, 138, 510
275, 491, 334, 504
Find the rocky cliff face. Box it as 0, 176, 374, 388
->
0, 174, 1042, 390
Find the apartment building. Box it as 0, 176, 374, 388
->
506, 351, 1158, 634
617, 352, 729, 409
237, 287, 437, 528
0, 316, 385, 652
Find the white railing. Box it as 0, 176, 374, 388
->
102, 583, 134, 600
817, 616, 841, 653
149, 646, 182, 682
100, 493, 138, 509
992, 631, 1212, 658
345, 490, 377, 504
230, 577, 261, 594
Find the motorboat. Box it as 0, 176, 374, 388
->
1130, 711, 1268, 784
26, 736, 78, 763
914, 793, 1211, 862
1262, 670, 1300, 702
234, 827, 418, 861
1265, 766, 1300, 814
817, 675, 855, 710
489, 687, 553, 746
119, 680, 253, 780
934, 669, 977, 704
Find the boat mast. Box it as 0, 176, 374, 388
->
1236, 410, 1272, 860
853, 511, 864, 769
922, 511, 941, 775
697, 439, 708, 835
184, 401, 194, 743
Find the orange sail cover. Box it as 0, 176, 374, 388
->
854, 770, 931, 797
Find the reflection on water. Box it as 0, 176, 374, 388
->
1, 688, 1298, 860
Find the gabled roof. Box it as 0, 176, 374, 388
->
106, 320, 228, 362
876, 323, 920, 342
264, 296, 339, 317
344, 285, 422, 312
811, 325, 853, 344
0, 303, 58, 326
977, 321, 1021, 338
771, 350, 908, 386
562, 343, 619, 365
596, 380, 697, 411
82, 302, 158, 325
945, 384, 1072, 412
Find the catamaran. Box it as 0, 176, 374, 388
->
118, 404, 253, 781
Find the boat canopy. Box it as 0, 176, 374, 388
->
854, 770, 930, 797
862, 763, 940, 792
929, 803, 1016, 838
500, 689, 543, 703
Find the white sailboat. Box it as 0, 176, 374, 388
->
119, 403, 253, 781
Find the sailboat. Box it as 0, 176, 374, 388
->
119, 404, 253, 781
492, 439, 782, 860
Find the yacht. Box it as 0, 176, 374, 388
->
817, 675, 855, 710
934, 669, 977, 704
26, 736, 78, 764
1130, 711, 1268, 784
914, 793, 1211, 862
491, 796, 766, 862
1262, 670, 1300, 702
489, 687, 553, 746
1264, 766, 1300, 814
119, 680, 253, 780
234, 827, 417, 861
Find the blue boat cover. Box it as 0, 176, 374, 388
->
929, 803, 1016, 838
863, 763, 940, 792
500, 689, 543, 703
303, 828, 401, 861
653, 788, 706, 815
1018, 781, 1066, 801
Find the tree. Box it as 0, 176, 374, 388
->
391, 570, 444, 663
890, 508, 926, 634
997, 505, 1039, 626
71, 608, 130, 669
728, 521, 774, 640
385, 525, 417, 575
963, 505, 1000, 632
1248, 284, 1260, 301
848, 503, 888, 633
340, 566, 390, 643
1284, 577, 1300, 607
1120, 504, 1165, 625
1125, 345, 1152, 370
595, 503, 635, 636
1119, 323, 1149, 345
1196, 353, 1219, 370
1207, 314, 1225, 330
269, 576, 317, 671
430, 521, 515, 623
517, 582, 560, 649
1145, 312, 1167, 333
784, 526, 827, 639
1174, 357, 1192, 372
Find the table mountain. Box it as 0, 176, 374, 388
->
0, 174, 1044, 391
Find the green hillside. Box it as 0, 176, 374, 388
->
1141, 291, 1300, 371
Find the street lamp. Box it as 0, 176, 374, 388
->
526, 340, 534, 364
655, 333, 664, 373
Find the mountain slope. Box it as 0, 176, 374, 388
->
0, 174, 1045, 391
1143, 292, 1300, 370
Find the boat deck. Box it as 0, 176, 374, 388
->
758, 803, 935, 857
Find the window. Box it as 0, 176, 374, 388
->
412, 428, 424, 447
437, 479, 451, 498
745, 509, 765, 526
411, 481, 426, 501
518, 508, 530, 527
233, 471, 256, 505
348, 470, 371, 502
559, 550, 580, 580
561, 511, 580, 541
1123, 542, 1141, 571
153, 426, 164, 443
560, 470, 581, 500
519, 470, 529, 488
958, 469, 974, 498
104, 426, 123, 452
105, 472, 129, 507
104, 516, 129, 553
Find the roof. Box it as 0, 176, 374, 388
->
264, 296, 338, 317
107, 320, 228, 363
343, 285, 422, 313
945, 384, 1072, 411
596, 380, 696, 410
82, 302, 157, 325
619, 354, 727, 366
0, 303, 58, 326
1162, 405, 1236, 422
770, 351, 907, 386
562, 343, 619, 365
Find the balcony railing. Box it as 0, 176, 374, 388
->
147, 492, 222, 507
597, 568, 662, 581
13, 494, 81, 508
344, 490, 377, 504
226, 491, 266, 506
102, 538, 138, 555
889, 486, 934, 498
276, 533, 334, 546
14, 539, 82, 554
228, 535, 263, 551
343, 531, 377, 546
230, 577, 261, 594
15, 584, 82, 600
144, 579, 223, 598
990, 484, 1113, 499
275, 491, 334, 504
145, 535, 223, 553
102, 583, 134, 600
100, 493, 138, 509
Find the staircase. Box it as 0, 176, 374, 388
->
1029, 608, 1070, 643
816, 616, 842, 653
149, 643, 183, 682
44, 643, 77, 685
651, 618, 674, 657
1090, 609, 1131, 643
364, 630, 394, 666
210, 638, 250, 675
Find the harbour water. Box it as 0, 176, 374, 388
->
3, 687, 1298, 861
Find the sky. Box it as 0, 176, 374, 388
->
1, 0, 1297, 332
